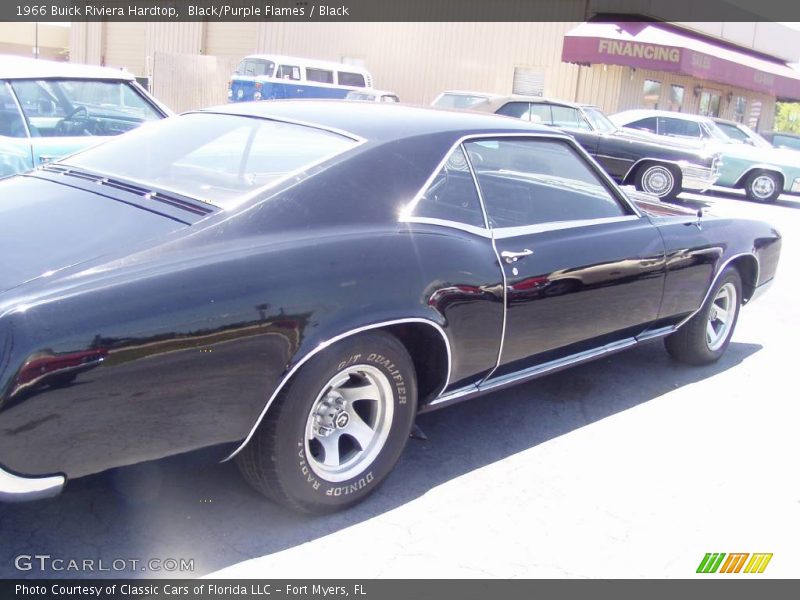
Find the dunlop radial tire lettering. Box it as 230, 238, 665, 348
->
236, 331, 417, 514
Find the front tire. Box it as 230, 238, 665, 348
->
744, 170, 781, 203
665, 267, 742, 365
635, 163, 681, 200
237, 331, 417, 513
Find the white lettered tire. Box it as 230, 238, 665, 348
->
236, 331, 417, 513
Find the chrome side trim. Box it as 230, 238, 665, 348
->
223, 317, 452, 461
0, 466, 64, 502
429, 337, 641, 407
634, 325, 676, 343
462, 143, 508, 385
399, 130, 642, 227
398, 216, 491, 238
675, 252, 760, 329
491, 215, 640, 239
480, 338, 637, 393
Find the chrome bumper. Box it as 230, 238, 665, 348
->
0, 464, 64, 502
680, 164, 719, 192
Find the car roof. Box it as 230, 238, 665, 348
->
201, 100, 556, 141
613, 109, 710, 123
0, 55, 136, 81
474, 95, 599, 111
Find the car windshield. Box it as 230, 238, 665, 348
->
701, 120, 733, 143
728, 123, 773, 149
9, 79, 162, 137
582, 107, 617, 133
61, 113, 359, 209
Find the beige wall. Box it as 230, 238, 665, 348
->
0, 22, 68, 60
65, 17, 781, 127
250, 20, 585, 104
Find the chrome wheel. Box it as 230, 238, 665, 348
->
641, 165, 674, 197
706, 282, 736, 351
305, 365, 394, 482
750, 174, 776, 200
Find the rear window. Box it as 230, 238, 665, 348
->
433, 94, 489, 109
338, 71, 366, 87
61, 113, 358, 209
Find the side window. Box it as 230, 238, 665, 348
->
0, 81, 27, 138
306, 68, 334, 84
276, 65, 301, 80
773, 134, 800, 151
550, 105, 590, 130
528, 103, 552, 125
626, 117, 658, 134
338, 71, 366, 87
660, 117, 702, 139
464, 138, 628, 229
408, 146, 485, 228
496, 102, 531, 120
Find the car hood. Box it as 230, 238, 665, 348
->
0, 175, 187, 296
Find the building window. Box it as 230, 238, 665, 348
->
642, 80, 662, 109
699, 90, 722, 117
733, 96, 747, 123
667, 85, 684, 111
512, 67, 544, 97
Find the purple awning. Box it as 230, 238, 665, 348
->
562, 22, 800, 100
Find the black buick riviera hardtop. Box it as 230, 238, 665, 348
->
0, 101, 781, 512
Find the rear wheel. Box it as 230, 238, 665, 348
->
665, 267, 742, 365
237, 331, 417, 513
744, 170, 781, 203
635, 163, 680, 200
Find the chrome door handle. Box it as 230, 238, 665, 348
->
500, 249, 533, 264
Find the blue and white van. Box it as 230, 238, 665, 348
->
228, 55, 373, 102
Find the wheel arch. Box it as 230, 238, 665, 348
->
729, 253, 760, 304
734, 166, 785, 190
223, 317, 451, 462
622, 159, 682, 187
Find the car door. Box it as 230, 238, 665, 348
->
463, 136, 666, 380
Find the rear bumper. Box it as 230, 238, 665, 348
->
749, 278, 774, 304
0, 463, 64, 502
681, 164, 719, 191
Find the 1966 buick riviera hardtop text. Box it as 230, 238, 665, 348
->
0, 102, 781, 512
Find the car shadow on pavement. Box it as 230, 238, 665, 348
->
0, 340, 761, 579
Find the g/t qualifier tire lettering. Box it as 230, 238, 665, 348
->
236, 331, 417, 513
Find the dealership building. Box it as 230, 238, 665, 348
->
63, 3, 800, 129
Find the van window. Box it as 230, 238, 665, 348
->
306, 68, 334, 84
276, 65, 301, 81
338, 72, 366, 87
251, 60, 274, 77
